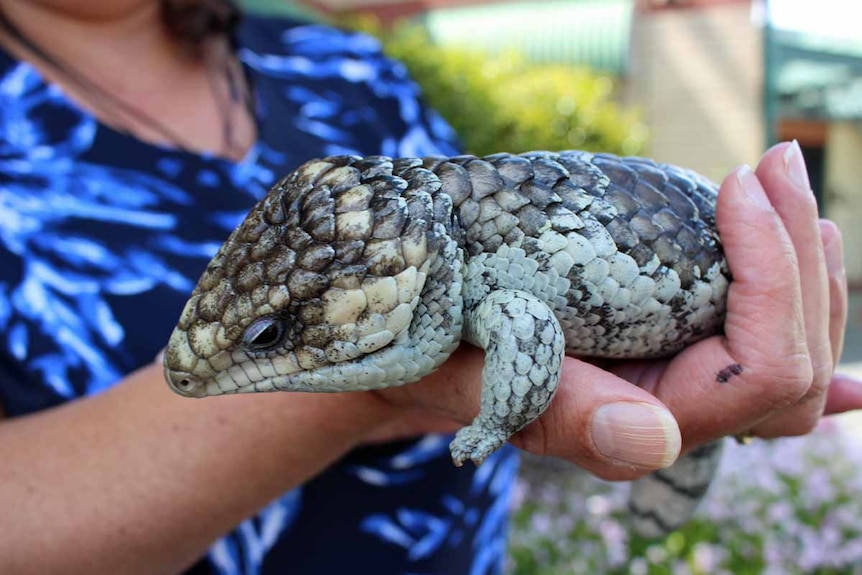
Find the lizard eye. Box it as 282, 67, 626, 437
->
242, 317, 285, 351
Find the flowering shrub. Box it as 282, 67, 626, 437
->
508, 416, 862, 574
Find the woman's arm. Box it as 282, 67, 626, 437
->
0, 362, 396, 575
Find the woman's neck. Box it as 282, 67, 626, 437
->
0, 1, 179, 79
0, 0, 255, 161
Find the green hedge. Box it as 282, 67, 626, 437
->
349, 16, 647, 157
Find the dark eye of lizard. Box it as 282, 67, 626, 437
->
242, 317, 285, 351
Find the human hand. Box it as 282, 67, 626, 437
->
600, 141, 862, 466
371, 141, 862, 478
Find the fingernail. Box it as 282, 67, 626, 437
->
783, 140, 811, 190
591, 402, 681, 468
735, 164, 771, 209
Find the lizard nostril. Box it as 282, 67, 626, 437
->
167, 370, 203, 397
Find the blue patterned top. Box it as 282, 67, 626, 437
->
0, 15, 518, 575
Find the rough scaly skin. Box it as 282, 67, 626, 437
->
163, 150, 730, 535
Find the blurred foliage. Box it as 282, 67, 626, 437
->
343, 15, 648, 157
508, 425, 862, 574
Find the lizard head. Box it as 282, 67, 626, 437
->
164, 156, 436, 397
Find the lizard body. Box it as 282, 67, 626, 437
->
164, 151, 730, 536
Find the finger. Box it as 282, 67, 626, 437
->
718, 162, 808, 377
821, 220, 848, 365
511, 356, 680, 481
637, 162, 811, 448
376, 345, 486, 415
824, 372, 862, 415
751, 142, 831, 436
385, 348, 680, 480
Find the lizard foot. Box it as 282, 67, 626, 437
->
449, 425, 508, 466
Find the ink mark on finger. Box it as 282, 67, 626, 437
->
716, 363, 744, 383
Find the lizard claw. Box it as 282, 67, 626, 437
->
449, 425, 508, 466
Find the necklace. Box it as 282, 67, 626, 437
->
0, 8, 255, 159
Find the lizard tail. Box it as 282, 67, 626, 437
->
628, 440, 724, 537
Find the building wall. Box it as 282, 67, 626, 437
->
825, 122, 862, 284
624, 2, 764, 182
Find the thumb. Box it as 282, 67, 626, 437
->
511, 356, 681, 481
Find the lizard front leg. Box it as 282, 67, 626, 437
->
451, 289, 565, 466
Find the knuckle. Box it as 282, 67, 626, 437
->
516, 399, 633, 475
809, 359, 834, 397
513, 415, 552, 458
514, 387, 588, 461
790, 416, 821, 436
757, 354, 814, 409
757, 412, 820, 438
789, 416, 819, 436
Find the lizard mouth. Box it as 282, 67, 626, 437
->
217, 341, 417, 395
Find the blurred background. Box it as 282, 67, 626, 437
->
242, 1, 862, 572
